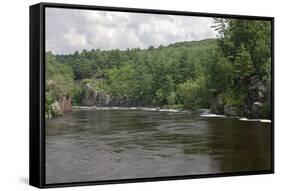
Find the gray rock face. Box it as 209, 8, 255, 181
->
46, 96, 72, 119
59, 95, 72, 113
51, 101, 63, 117
224, 105, 238, 116
210, 93, 224, 114
210, 75, 271, 118
248, 76, 271, 118
81, 85, 143, 107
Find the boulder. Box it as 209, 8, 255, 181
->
51, 101, 63, 117
248, 75, 271, 118
59, 95, 72, 112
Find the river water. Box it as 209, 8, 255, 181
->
46, 108, 271, 184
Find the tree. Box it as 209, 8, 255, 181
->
176, 77, 209, 109
207, 55, 233, 93
46, 52, 75, 99
233, 43, 254, 83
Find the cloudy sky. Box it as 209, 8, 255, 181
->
46, 8, 217, 54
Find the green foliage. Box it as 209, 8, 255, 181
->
46, 52, 76, 99
224, 87, 247, 108
261, 58, 271, 81
176, 77, 209, 109
155, 89, 165, 104
71, 84, 83, 106
217, 19, 271, 77
207, 55, 233, 93
106, 64, 135, 96
211, 18, 229, 38
45, 92, 55, 116
54, 39, 218, 108
167, 92, 177, 105
233, 43, 254, 82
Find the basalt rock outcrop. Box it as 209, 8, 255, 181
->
210, 76, 271, 118
210, 93, 224, 114
81, 83, 144, 107
59, 95, 72, 113
46, 95, 72, 119
248, 76, 271, 118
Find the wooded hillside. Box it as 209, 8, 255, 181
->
45, 19, 272, 119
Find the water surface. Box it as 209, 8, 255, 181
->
46, 109, 271, 184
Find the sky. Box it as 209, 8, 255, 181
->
46, 8, 217, 55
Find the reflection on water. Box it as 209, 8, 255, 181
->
46, 109, 271, 184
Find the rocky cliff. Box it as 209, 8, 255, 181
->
210, 76, 271, 118
46, 95, 72, 119
81, 83, 144, 107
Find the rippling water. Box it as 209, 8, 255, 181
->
46, 109, 271, 184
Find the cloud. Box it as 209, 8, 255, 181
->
62, 28, 87, 47
46, 8, 217, 54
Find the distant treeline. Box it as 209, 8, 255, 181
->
46, 19, 271, 118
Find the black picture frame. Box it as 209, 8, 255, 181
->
30, 2, 274, 188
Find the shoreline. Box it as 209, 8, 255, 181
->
72, 106, 271, 123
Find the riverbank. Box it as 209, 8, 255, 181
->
72, 105, 188, 112
72, 106, 271, 123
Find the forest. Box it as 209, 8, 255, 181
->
45, 18, 272, 119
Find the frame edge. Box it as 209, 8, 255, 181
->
29, 3, 44, 188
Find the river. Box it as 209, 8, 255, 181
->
46, 108, 271, 184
